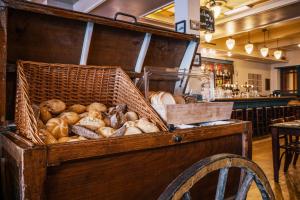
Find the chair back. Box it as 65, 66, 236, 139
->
285, 116, 296, 122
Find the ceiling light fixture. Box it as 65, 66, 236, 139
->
260, 29, 269, 57
244, 32, 254, 54
226, 37, 235, 50
274, 39, 282, 60
204, 32, 213, 43
224, 5, 251, 16
211, 5, 222, 18
298, 44, 300, 48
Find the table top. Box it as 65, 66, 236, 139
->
271, 120, 300, 129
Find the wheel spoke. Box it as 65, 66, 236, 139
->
235, 172, 254, 200
183, 191, 191, 200
215, 167, 229, 200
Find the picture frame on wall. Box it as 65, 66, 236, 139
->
175, 20, 186, 33
193, 53, 201, 66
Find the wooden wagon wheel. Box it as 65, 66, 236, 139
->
158, 154, 275, 200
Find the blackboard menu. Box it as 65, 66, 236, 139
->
200, 6, 215, 32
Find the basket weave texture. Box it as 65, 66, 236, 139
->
16, 61, 167, 145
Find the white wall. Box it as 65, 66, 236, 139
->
231, 59, 272, 95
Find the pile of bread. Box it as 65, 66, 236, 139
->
37, 99, 160, 144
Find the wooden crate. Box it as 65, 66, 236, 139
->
153, 102, 234, 125
1, 121, 252, 200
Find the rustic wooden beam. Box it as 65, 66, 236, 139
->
80, 22, 94, 65
74, 0, 106, 13
0, 3, 7, 124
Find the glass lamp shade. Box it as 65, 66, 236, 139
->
211, 5, 221, 18
244, 43, 254, 54
260, 47, 269, 57
204, 32, 213, 43
274, 50, 282, 59
226, 38, 235, 50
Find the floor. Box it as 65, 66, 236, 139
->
247, 137, 300, 200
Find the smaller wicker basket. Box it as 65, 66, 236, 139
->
15, 61, 168, 145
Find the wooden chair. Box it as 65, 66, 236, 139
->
284, 116, 299, 166
158, 154, 275, 200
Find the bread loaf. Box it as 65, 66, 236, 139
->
77, 116, 105, 130
86, 102, 107, 113
59, 112, 80, 125
46, 118, 69, 139
40, 99, 66, 114
67, 104, 86, 114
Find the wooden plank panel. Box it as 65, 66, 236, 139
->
45, 134, 243, 200
0, 5, 7, 124
7, 9, 86, 64
87, 24, 144, 71
46, 122, 246, 165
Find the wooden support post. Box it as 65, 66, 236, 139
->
80, 22, 94, 65
174, 40, 198, 95
135, 33, 151, 73
0, 4, 7, 125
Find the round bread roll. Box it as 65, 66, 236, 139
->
46, 118, 69, 139
41, 99, 66, 114
59, 112, 80, 125
96, 127, 115, 138
124, 111, 139, 121
173, 95, 186, 104
40, 106, 52, 123
86, 102, 107, 113
87, 110, 102, 119
136, 118, 159, 133
77, 116, 105, 131
68, 104, 86, 114
125, 127, 142, 135
39, 129, 57, 144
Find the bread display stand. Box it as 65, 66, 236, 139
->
0, 1, 252, 199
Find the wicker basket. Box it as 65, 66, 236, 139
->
15, 61, 168, 145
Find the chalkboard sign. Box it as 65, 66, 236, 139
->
200, 6, 215, 32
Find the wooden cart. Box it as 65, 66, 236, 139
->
0, 1, 252, 199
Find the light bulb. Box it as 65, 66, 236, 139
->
298, 44, 300, 48
226, 38, 235, 50
227, 52, 232, 57
245, 43, 254, 54
260, 47, 269, 57
211, 5, 221, 18
274, 50, 282, 59
204, 32, 213, 43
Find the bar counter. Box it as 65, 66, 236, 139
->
214, 96, 299, 109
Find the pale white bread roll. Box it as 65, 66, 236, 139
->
77, 116, 105, 131
136, 118, 159, 133
86, 102, 107, 113
125, 127, 142, 135
96, 127, 115, 138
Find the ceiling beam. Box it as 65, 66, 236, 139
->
74, 0, 106, 13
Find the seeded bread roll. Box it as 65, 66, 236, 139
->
46, 118, 69, 139
40, 99, 66, 115
67, 104, 86, 114
59, 112, 80, 125
86, 102, 107, 113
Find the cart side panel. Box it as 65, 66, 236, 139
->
45, 134, 243, 200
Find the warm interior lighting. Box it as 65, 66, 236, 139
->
204, 32, 213, 43
274, 50, 282, 60
227, 52, 232, 57
226, 37, 235, 50
245, 43, 254, 54
298, 44, 300, 48
260, 47, 269, 57
211, 5, 221, 18
224, 5, 251, 16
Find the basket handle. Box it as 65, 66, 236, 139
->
114, 12, 137, 23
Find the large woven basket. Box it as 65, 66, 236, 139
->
15, 61, 168, 145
